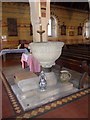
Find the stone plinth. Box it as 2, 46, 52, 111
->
11, 81, 78, 111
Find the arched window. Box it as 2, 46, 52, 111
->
48, 16, 57, 37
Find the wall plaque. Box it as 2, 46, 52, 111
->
61, 22, 66, 35
77, 23, 82, 35
7, 18, 18, 36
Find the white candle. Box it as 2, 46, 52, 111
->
39, 2, 41, 17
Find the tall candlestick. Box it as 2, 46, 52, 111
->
37, 24, 45, 42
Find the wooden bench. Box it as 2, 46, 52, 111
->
56, 44, 90, 76
61, 52, 90, 64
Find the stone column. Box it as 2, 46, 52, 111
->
29, 0, 50, 42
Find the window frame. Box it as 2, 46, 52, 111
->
48, 15, 57, 37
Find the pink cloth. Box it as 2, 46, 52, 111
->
21, 53, 29, 68
21, 53, 41, 72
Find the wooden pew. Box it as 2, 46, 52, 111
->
56, 44, 90, 76
62, 44, 90, 64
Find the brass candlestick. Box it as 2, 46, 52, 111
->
37, 24, 45, 42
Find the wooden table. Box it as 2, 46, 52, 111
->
0, 49, 28, 62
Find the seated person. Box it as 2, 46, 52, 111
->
17, 43, 24, 49
17, 42, 30, 53
17, 40, 25, 49
24, 43, 31, 53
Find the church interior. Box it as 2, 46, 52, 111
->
0, 1, 90, 119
